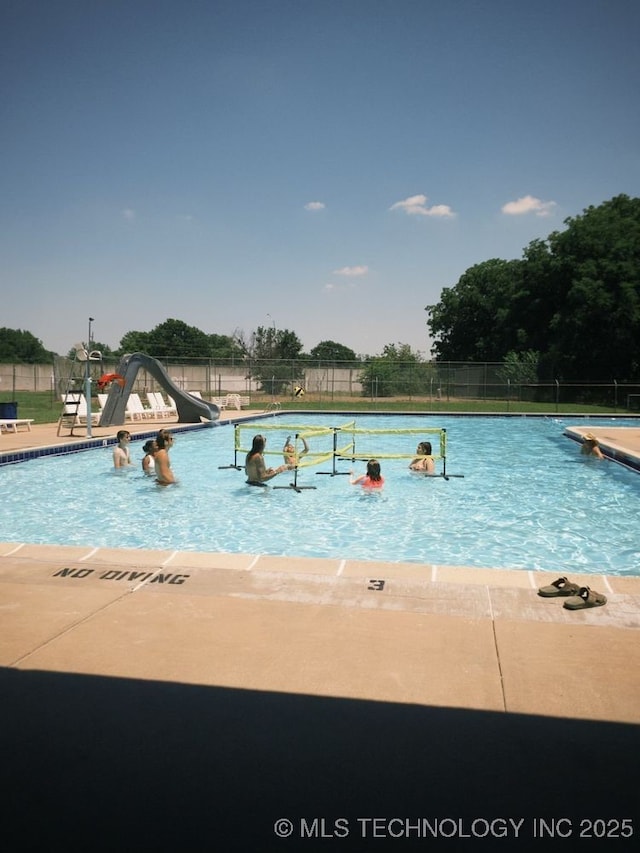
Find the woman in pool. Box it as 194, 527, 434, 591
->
141, 439, 157, 474
350, 459, 384, 489
245, 434, 291, 486
409, 440, 436, 474
155, 431, 176, 485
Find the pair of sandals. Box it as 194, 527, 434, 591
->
538, 576, 607, 610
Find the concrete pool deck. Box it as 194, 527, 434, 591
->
2, 414, 640, 849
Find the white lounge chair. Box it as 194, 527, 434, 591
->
0, 419, 34, 433
126, 393, 154, 421
225, 393, 242, 410
58, 393, 100, 435
147, 392, 176, 419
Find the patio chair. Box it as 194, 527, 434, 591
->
126, 393, 154, 421
0, 418, 34, 433
57, 393, 100, 435
147, 392, 176, 419
225, 393, 243, 410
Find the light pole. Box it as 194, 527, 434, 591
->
266, 314, 276, 400
331, 350, 336, 401
266, 314, 276, 353
85, 317, 94, 437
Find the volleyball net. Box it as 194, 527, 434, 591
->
220, 421, 455, 489
343, 426, 446, 463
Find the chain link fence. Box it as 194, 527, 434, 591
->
1, 358, 639, 410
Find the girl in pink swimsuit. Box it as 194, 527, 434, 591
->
350, 459, 384, 489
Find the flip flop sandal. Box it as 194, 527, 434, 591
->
537, 576, 581, 597
563, 586, 607, 610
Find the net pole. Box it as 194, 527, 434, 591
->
218, 423, 243, 469
273, 432, 317, 491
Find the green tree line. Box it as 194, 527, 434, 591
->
0, 317, 423, 395
427, 194, 640, 381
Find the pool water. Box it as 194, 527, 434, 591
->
3, 415, 640, 576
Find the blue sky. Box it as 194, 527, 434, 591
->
2, 0, 639, 358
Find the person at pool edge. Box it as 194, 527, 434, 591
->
409, 440, 436, 474
113, 430, 132, 468
245, 434, 291, 486
155, 430, 176, 485
282, 434, 309, 467
581, 432, 604, 459
350, 459, 384, 489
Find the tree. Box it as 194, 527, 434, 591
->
0, 328, 53, 363
359, 343, 431, 397
144, 319, 211, 359
426, 195, 640, 381
119, 330, 151, 355
247, 325, 305, 394
308, 340, 357, 363
426, 259, 523, 361
207, 333, 244, 361
497, 350, 540, 399
542, 195, 640, 380
119, 325, 242, 361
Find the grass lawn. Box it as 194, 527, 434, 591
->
5, 390, 635, 425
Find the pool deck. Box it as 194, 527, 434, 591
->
2, 415, 640, 849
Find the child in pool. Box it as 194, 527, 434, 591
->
113, 430, 132, 468
282, 435, 309, 467
142, 439, 157, 474
350, 459, 384, 489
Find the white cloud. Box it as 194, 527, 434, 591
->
304, 201, 325, 211
389, 194, 455, 217
122, 208, 136, 221
501, 195, 556, 217
424, 204, 455, 217
333, 265, 369, 277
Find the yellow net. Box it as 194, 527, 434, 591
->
230, 420, 445, 468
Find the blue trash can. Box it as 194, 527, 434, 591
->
0, 402, 18, 419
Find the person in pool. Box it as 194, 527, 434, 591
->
142, 439, 157, 474
581, 432, 604, 459
113, 430, 132, 468
154, 430, 176, 485
245, 434, 291, 486
282, 434, 309, 467
350, 459, 384, 489
409, 440, 436, 474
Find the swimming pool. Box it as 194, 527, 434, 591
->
2, 415, 640, 576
